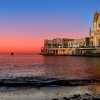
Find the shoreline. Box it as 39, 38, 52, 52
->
0, 85, 100, 100
0, 77, 99, 87
41, 54, 100, 57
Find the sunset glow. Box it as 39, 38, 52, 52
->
0, 0, 100, 53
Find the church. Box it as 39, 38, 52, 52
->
90, 11, 100, 47
41, 11, 100, 56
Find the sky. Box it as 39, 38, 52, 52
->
0, 0, 100, 53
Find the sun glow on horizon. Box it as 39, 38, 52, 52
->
0, 0, 99, 53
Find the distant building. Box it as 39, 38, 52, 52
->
41, 11, 100, 55
41, 38, 90, 55
41, 38, 74, 55
44, 38, 73, 49
90, 11, 100, 47
68, 37, 90, 48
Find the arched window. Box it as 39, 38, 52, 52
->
98, 23, 100, 28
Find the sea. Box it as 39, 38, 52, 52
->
0, 54, 99, 79
0, 54, 99, 99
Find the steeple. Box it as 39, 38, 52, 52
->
89, 28, 91, 33
89, 28, 92, 37
94, 10, 99, 22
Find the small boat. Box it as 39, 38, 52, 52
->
11, 52, 14, 55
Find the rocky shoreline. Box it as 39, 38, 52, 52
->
52, 93, 100, 100
0, 84, 99, 100
0, 77, 99, 100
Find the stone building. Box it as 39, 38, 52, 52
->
90, 11, 100, 47
41, 11, 100, 55
41, 38, 90, 55
68, 37, 90, 48
41, 38, 74, 55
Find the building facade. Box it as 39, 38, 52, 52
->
41, 38, 74, 55
41, 38, 90, 55
68, 37, 90, 48
41, 11, 100, 55
90, 11, 100, 47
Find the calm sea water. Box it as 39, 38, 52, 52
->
0, 54, 100, 98
0, 54, 100, 80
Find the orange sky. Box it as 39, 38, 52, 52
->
0, 28, 88, 53
1, 0, 98, 53
0, 35, 43, 53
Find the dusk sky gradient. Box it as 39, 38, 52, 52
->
0, 0, 100, 53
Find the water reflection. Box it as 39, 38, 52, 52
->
0, 54, 100, 95
0, 54, 100, 80
43, 56, 100, 79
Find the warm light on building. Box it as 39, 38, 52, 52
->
90, 11, 100, 47
41, 11, 100, 56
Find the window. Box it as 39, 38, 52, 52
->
99, 39, 100, 46
98, 23, 100, 28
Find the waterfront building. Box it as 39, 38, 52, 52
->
90, 11, 100, 47
41, 38, 74, 55
68, 37, 90, 48
41, 11, 100, 56
41, 38, 89, 55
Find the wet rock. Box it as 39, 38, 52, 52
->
62, 94, 100, 100
52, 98, 59, 100
63, 97, 70, 100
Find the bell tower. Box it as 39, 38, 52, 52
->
93, 11, 99, 31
